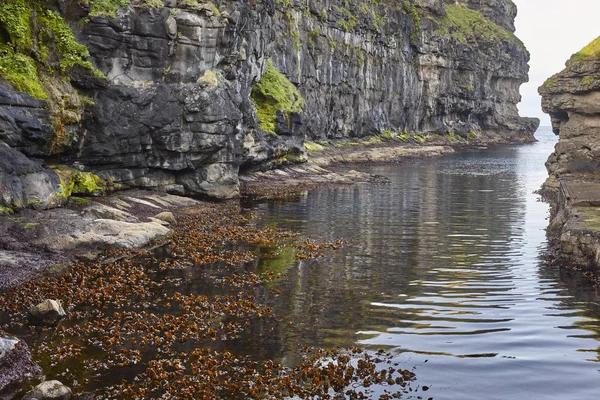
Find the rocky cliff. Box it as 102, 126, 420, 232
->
539, 36, 600, 281
0, 0, 538, 211
540, 36, 600, 190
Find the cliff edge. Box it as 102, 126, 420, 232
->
539, 35, 600, 283
0, 0, 538, 212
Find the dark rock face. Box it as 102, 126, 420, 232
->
539, 36, 600, 281
0, 0, 537, 207
0, 328, 42, 398
539, 57, 600, 190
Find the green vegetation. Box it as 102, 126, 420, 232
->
89, 0, 132, 17
251, 60, 305, 134
52, 165, 108, 198
0, 0, 103, 99
206, 1, 221, 16
0, 206, 14, 216
570, 36, 600, 63
0, 49, 47, 99
39, 10, 96, 73
334, 6, 358, 32
0, 0, 33, 50
435, 4, 524, 49
582, 76, 596, 86
403, 0, 421, 42
24, 222, 40, 229
199, 69, 219, 86
543, 74, 558, 90
0, 0, 106, 154
304, 141, 325, 153
467, 130, 479, 140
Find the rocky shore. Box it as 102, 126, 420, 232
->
539, 36, 600, 284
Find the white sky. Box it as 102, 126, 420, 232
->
513, 0, 600, 125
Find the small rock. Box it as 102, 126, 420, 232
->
153, 212, 177, 226
28, 300, 66, 325
22, 380, 72, 400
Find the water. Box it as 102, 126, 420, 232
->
248, 127, 600, 399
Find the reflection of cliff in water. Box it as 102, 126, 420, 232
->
250, 129, 600, 399
254, 144, 530, 352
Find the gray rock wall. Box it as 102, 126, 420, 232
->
539, 57, 600, 190
0, 0, 537, 208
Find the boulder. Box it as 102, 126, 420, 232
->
28, 300, 66, 325
0, 328, 42, 397
153, 211, 177, 226
22, 380, 72, 400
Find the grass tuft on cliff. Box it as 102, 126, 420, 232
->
251, 60, 305, 134
435, 4, 524, 49
570, 36, 600, 63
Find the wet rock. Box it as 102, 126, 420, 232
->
22, 380, 72, 400
29, 300, 66, 325
154, 212, 177, 226
0, 328, 42, 397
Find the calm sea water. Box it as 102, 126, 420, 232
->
248, 127, 600, 399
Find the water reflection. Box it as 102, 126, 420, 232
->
250, 127, 600, 399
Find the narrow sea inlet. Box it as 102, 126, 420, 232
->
249, 127, 600, 399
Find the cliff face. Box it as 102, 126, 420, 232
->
270, 0, 537, 140
539, 36, 600, 278
539, 37, 600, 190
0, 0, 537, 211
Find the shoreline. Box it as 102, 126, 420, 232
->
0, 137, 539, 291
543, 179, 600, 287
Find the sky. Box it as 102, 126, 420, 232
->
513, 0, 600, 125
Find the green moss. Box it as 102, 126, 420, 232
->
199, 69, 219, 86
206, 1, 221, 16
69, 196, 91, 205
543, 74, 557, 89
52, 165, 107, 197
467, 130, 479, 140
403, 1, 421, 42
398, 132, 411, 141
0, 46, 47, 99
144, 0, 164, 7
0, 206, 15, 216
381, 128, 396, 139
38, 10, 94, 73
414, 134, 427, 144
435, 4, 524, 49
571, 36, 600, 63
304, 141, 325, 152
23, 222, 40, 229
251, 60, 305, 134
0, 0, 33, 51
89, 0, 132, 17
334, 6, 358, 32
582, 76, 596, 86
0, 1, 104, 101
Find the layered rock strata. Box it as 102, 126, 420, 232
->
540, 36, 600, 281
0, 0, 537, 211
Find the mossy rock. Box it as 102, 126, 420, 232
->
435, 4, 524, 49
251, 60, 305, 134
570, 36, 600, 63
51, 165, 108, 198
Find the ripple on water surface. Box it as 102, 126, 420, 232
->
253, 127, 600, 400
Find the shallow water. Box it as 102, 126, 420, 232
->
248, 127, 600, 399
